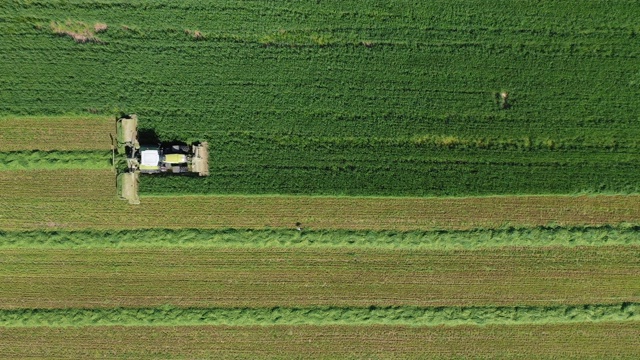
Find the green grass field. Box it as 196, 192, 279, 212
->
1, 0, 640, 357
1, 0, 640, 196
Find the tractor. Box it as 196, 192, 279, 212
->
113, 114, 209, 204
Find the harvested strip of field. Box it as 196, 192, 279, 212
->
0, 151, 111, 171
0, 304, 637, 327
0, 116, 113, 151
4, 170, 640, 231
2, 227, 640, 250
1, 322, 637, 359
0, 247, 637, 308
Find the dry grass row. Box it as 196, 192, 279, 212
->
0, 246, 637, 309
0, 116, 113, 151
3, 169, 640, 231
0, 323, 638, 359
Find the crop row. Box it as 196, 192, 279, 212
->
1, 322, 637, 359
0, 246, 637, 308
5, 170, 640, 231
2, 226, 640, 250
0, 115, 113, 151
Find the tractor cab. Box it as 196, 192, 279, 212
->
139, 145, 161, 173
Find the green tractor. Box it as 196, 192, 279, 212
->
114, 114, 209, 204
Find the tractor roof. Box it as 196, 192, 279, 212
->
141, 149, 160, 167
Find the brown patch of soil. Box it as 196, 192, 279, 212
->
50, 19, 107, 43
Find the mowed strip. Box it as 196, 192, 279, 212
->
3, 170, 640, 231
0, 323, 638, 359
0, 247, 637, 308
0, 116, 113, 151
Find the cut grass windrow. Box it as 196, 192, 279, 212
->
4, 170, 640, 231
1, 322, 637, 359
0, 247, 637, 308
0, 151, 112, 171
0, 303, 637, 328
2, 226, 640, 250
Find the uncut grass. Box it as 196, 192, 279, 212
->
0, 303, 637, 327
0, 150, 112, 171
0, 116, 113, 151
4, 170, 640, 231
2, 226, 640, 250
1, 322, 638, 359
1, 1, 639, 141
0, 247, 637, 309
140, 144, 640, 197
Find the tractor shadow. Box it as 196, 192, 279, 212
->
138, 128, 161, 145
138, 128, 197, 150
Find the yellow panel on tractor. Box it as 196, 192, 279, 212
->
164, 153, 188, 164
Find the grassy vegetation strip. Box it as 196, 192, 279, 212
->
0, 247, 637, 308
1, 323, 638, 359
2, 226, 640, 249
0, 116, 113, 151
0, 304, 637, 328
5, 170, 640, 231
0, 151, 112, 171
